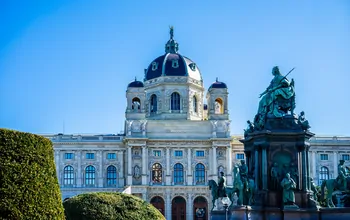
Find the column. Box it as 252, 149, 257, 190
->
187, 193, 193, 220
301, 150, 307, 192
142, 146, 147, 185
333, 152, 338, 178
187, 148, 192, 185
254, 149, 259, 190
306, 148, 311, 190
166, 192, 172, 220
212, 146, 217, 176
98, 150, 103, 187
262, 147, 267, 190
312, 151, 316, 180
166, 148, 170, 185
118, 151, 124, 188
127, 146, 132, 185
77, 151, 82, 187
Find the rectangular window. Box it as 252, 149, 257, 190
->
175, 150, 183, 157
196, 151, 205, 157
64, 153, 74, 159
342, 154, 350, 161
86, 153, 95, 159
153, 150, 161, 157
236, 153, 245, 160
320, 154, 328, 160
107, 153, 116, 159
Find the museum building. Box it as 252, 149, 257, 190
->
42, 29, 350, 220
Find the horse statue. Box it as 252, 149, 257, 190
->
320, 177, 350, 207
208, 180, 236, 211
233, 166, 256, 206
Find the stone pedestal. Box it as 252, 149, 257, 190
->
241, 116, 316, 209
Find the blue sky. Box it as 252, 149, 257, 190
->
0, 0, 349, 136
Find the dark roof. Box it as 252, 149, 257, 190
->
128, 80, 144, 88
209, 78, 227, 89
145, 53, 187, 80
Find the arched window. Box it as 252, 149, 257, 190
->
63, 165, 74, 185
107, 165, 117, 186
171, 92, 180, 111
193, 96, 197, 113
174, 163, 184, 184
214, 98, 223, 114
132, 97, 141, 111
150, 94, 157, 113
85, 165, 95, 186
152, 163, 162, 184
319, 166, 329, 185
195, 163, 205, 185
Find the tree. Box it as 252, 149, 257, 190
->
0, 129, 64, 220
63, 192, 165, 220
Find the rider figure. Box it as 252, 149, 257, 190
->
218, 171, 227, 197
336, 160, 348, 190
239, 160, 248, 192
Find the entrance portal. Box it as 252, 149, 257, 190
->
193, 196, 208, 220
150, 196, 165, 217
172, 196, 186, 220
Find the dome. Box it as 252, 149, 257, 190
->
209, 78, 227, 89
144, 27, 202, 82
128, 78, 144, 88
145, 54, 202, 81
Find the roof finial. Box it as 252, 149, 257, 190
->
216, 77, 218, 82
169, 26, 174, 39
134, 76, 137, 81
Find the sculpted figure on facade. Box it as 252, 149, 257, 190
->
270, 162, 280, 190
281, 173, 297, 207
133, 165, 141, 179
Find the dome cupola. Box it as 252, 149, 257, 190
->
128, 77, 144, 88
209, 78, 227, 89
144, 27, 202, 82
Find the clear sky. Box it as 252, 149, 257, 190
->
0, 0, 349, 136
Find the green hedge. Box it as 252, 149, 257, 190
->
63, 192, 165, 220
0, 129, 64, 220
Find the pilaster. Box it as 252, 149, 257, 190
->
98, 150, 103, 187
187, 148, 193, 185
166, 147, 171, 185
77, 151, 82, 187
334, 151, 338, 178
127, 146, 132, 185
142, 146, 147, 185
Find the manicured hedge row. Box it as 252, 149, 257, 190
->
63, 192, 165, 220
0, 129, 64, 220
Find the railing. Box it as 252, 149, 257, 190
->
43, 134, 124, 142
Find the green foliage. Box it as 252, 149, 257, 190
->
0, 129, 64, 220
63, 192, 165, 220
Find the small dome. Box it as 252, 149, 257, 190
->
128, 78, 144, 88
209, 78, 227, 89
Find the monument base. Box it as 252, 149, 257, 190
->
211, 207, 350, 220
